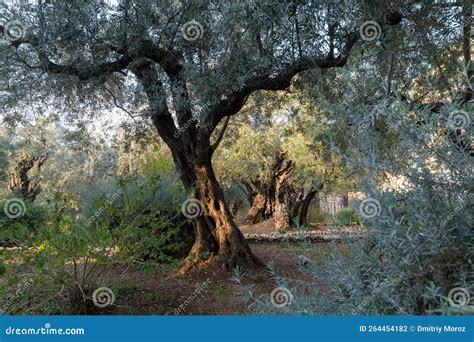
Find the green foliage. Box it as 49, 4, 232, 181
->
215, 93, 356, 194
0, 0, 470, 317
248, 96, 473, 315
307, 207, 326, 224
335, 208, 361, 226
0, 150, 193, 314
0, 197, 50, 246
83, 152, 193, 262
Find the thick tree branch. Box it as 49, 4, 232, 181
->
130, 60, 181, 151
208, 31, 360, 129
137, 40, 194, 128
211, 116, 230, 152
38, 54, 134, 81
0, 25, 134, 80
461, 0, 472, 103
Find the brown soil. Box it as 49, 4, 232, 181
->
100, 242, 325, 315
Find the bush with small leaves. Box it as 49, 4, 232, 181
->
247, 89, 473, 315
335, 208, 361, 226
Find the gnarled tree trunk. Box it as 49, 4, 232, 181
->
165, 133, 261, 270
192, 156, 260, 269
8, 155, 47, 201
244, 151, 297, 226
131, 62, 261, 271
244, 181, 274, 224
298, 189, 318, 227
290, 189, 305, 226
290, 182, 324, 227
273, 151, 294, 230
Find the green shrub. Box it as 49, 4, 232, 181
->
77, 172, 194, 263
335, 208, 360, 226
0, 197, 50, 247
0, 160, 195, 314
307, 207, 326, 224
247, 97, 473, 315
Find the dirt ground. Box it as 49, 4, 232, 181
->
102, 242, 325, 315
92, 219, 352, 315
2, 220, 354, 315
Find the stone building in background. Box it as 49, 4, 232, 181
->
317, 193, 351, 217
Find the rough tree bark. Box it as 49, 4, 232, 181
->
165, 139, 261, 270
8, 155, 47, 201
290, 188, 305, 226
244, 186, 272, 224
192, 155, 260, 269
297, 189, 318, 227
289, 181, 324, 227
244, 151, 300, 225
273, 151, 294, 230
243, 151, 325, 229
243, 180, 274, 224
1, 6, 370, 271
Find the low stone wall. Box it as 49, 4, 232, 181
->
244, 227, 365, 243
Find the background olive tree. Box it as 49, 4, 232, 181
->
247, 0, 473, 315
0, 0, 406, 269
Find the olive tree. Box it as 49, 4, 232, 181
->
0, 0, 403, 269
214, 93, 354, 228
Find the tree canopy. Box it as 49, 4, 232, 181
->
0, 0, 472, 288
